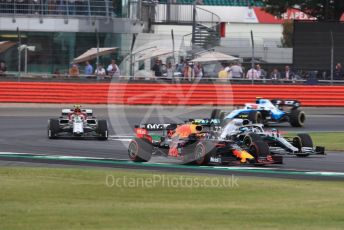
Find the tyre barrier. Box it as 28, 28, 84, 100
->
1, 82, 344, 106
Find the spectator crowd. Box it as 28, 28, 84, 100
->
151, 59, 204, 82
59, 59, 121, 80
1, 56, 343, 84
218, 62, 300, 82
0, 0, 109, 16
147, 58, 344, 84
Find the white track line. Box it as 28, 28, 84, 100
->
1, 151, 344, 177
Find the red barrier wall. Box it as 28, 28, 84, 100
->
1, 82, 344, 106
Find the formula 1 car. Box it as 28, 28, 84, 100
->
219, 119, 325, 157
128, 120, 282, 166
211, 98, 306, 127
47, 107, 108, 140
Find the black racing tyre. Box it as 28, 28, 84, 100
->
292, 136, 303, 152
289, 109, 306, 127
128, 138, 153, 162
249, 141, 270, 160
48, 119, 60, 139
193, 141, 215, 166
248, 111, 262, 124
293, 134, 313, 157
210, 109, 221, 119
243, 133, 262, 147
297, 133, 313, 147
97, 120, 108, 140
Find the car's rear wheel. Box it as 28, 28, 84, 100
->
128, 138, 153, 162
97, 120, 108, 140
248, 111, 262, 124
48, 119, 60, 139
289, 109, 306, 127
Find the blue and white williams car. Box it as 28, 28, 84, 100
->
211, 98, 306, 127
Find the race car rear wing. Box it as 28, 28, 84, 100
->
137, 118, 222, 132
270, 99, 301, 109
137, 123, 175, 131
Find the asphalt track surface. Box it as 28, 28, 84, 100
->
0, 105, 344, 180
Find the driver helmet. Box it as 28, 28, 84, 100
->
256, 97, 262, 104
271, 128, 279, 137
239, 127, 248, 133
73, 104, 81, 113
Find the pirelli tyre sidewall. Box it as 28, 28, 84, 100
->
297, 133, 313, 147
193, 141, 215, 166
289, 109, 306, 127
128, 138, 153, 162
292, 136, 303, 152
249, 141, 270, 160
48, 119, 60, 139
293, 133, 313, 157
97, 120, 108, 140
248, 110, 262, 124
243, 133, 263, 147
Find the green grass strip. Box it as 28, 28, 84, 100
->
1, 167, 344, 230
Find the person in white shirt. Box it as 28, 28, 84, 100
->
94, 64, 106, 79
282, 65, 294, 80
246, 68, 259, 79
255, 64, 266, 79
107, 59, 120, 78
195, 63, 203, 78
166, 62, 174, 79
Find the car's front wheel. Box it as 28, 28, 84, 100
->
249, 141, 270, 162
47, 119, 60, 139
97, 120, 108, 140
193, 142, 212, 166
190, 141, 218, 166
294, 133, 313, 157
243, 133, 263, 147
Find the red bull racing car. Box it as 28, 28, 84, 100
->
128, 120, 283, 166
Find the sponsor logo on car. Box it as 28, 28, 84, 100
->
145, 123, 171, 130
210, 157, 221, 163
